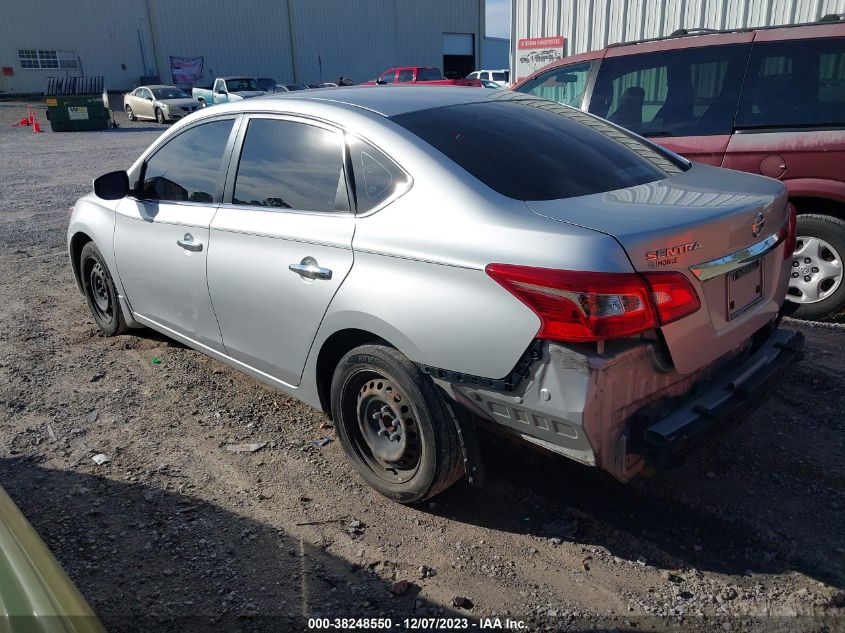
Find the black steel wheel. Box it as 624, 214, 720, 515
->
331, 344, 464, 503
79, 242, 127, 336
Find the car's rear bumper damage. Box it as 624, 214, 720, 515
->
442, 324, 804, 482
629, 328, 804, 468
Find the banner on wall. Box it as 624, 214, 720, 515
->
170, 56, 204, 84
516, 37, 565, 80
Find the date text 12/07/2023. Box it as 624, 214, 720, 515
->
307, 617, 528, 630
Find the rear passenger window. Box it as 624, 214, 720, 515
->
347, 136, 409, 213
736, 37, 845, 129
589, 44, 751, 137
517, 62, 592, 108
140, 119, 233, 203
232, 119, 349, 212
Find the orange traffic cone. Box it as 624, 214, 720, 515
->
28, 106, 34, 126
18, 118, 29, 126
32, 119, 42, 133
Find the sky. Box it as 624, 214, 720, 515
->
486, 0, 511, 38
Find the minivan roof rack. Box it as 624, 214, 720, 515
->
607, 14, 844, 49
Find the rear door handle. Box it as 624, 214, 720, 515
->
177, 233, 203, 252
289, 257, 332, 280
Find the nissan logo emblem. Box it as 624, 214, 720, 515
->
752, 212, 765, 238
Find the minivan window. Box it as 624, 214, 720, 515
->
347, 136, 408, 212
736, 37, 845, 129
589, 44, 751, 137
233, 118, 349, 212
517, 62, 592, 108
140, 119, 233, 203
391, 96, 675, 201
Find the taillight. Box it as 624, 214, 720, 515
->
486, 264, 701, 343
641, 271, 702, 325
782, 203, 797, 259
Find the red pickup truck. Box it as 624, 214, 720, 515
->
363, 66, 481, 87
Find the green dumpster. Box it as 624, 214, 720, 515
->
45, 76, 110, 132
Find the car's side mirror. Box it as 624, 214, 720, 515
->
94, 170, 129, 200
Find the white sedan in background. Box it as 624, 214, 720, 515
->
123, 85, 200, 124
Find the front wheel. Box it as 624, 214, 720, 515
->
80, 242, 127, 336
331, 344, 464, 504
787, 214, 845, 320
155, 107, 166, 124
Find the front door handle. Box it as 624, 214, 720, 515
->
289, 256, 332, 280
177, 233, 203, 252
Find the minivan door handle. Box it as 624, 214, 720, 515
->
177, 233, 203, 252
289, 257, 332, 280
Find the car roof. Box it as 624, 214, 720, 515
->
219, 76, 255, 81
256, 84, 499, 117
137, 85, 177, 90
513, 17, 845, 89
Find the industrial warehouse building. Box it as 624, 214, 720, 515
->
511, 0, 845, 80
0, 0, 489, 94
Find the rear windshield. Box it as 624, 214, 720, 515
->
417, 68, 444, 81
390, 95, 683, 201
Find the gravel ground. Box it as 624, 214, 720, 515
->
0, 98, 843, 633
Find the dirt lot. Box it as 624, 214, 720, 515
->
0, 99, 843, 633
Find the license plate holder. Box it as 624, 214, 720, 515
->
727, 259, 763, 320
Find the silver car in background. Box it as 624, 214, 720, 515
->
68, 87, 803, 503
123, 85, 200, 124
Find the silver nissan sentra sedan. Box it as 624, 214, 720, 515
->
68, 86, 804, 503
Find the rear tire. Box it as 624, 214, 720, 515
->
331, 344, 464, 504
125, 105, 135, 121
80, 242, 127, 336
787, 214, 845, 320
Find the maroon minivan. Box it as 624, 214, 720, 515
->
514, 16, 845, 319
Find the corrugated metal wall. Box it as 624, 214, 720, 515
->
0, 0, 155, 94
483, 36, 511, 69
512, 0, 845, 72
0, 0, 484, 93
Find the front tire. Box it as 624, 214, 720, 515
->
79, 242, 127, 336
155, 107, 166, 124
787, 214, 845, 320
331, 344, 464, 504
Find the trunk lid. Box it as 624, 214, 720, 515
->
527, 164, 791, 374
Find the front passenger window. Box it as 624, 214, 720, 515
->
140, 119, 234, 203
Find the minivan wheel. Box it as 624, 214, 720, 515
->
331, 344, 464, 504
80, 242, 127, 336
787, 214, 845, 320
